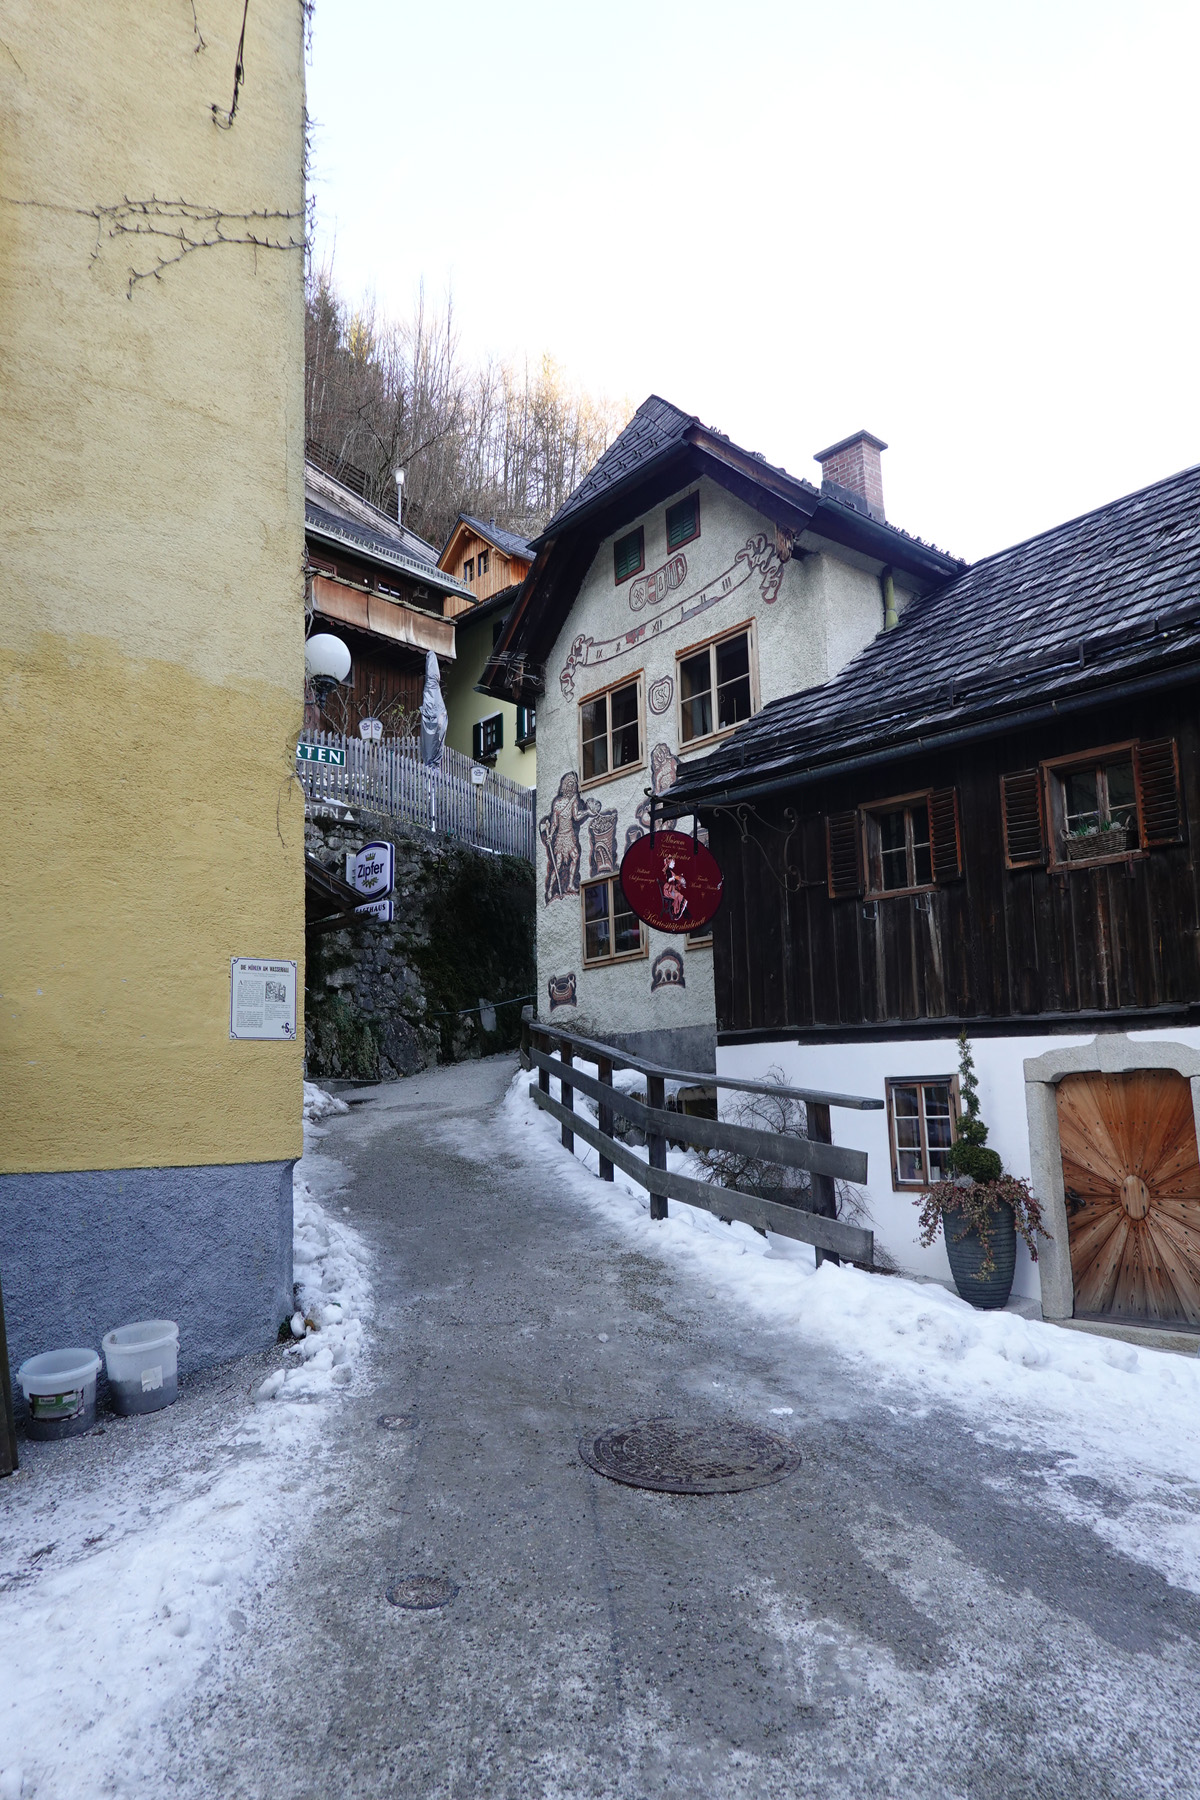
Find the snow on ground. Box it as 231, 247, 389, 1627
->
0, 1091, 369, 1800
499, 1061, 1200, 1595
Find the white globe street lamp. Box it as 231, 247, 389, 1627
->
304, 633, 352, 706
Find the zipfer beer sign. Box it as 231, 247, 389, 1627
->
619, 830, 723, 934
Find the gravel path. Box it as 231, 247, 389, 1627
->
174, 1055, 1200, 1799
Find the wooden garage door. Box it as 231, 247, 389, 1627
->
1057, 1070, 1200, 1324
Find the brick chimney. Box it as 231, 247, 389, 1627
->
813, 431, 887, 522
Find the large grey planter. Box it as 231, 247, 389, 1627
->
942, 1200, 1017, 1310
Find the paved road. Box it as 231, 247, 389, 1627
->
177, 1056, 1200, 1799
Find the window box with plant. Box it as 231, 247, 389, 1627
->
914, 1033, 1050, 1309
1001, 738, 1184, 871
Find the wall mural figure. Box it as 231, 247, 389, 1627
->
539, 771, 600, 904
589, 809, 619, 878
548, 972, 577, 1011
651, 949, 685, 993
648, 675, 674, 715
560, 533, 785, 697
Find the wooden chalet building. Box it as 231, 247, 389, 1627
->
481, 396, 961, 1066
670, 464, 1200, 1331
439, 513, 534, 616
305, 456, 470, 732
439, 517, 537, 784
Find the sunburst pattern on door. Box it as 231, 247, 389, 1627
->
1057, 1070, 1200, 1325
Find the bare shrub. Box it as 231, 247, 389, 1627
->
694, 1067, 870, 1226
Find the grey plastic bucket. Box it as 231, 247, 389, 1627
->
102, 1320, 179, 1415
18, 1349, 102, 1441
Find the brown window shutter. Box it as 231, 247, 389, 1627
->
928, 787, 962, 883
1135, 738, 1184, 845
826, 811, 862, 898
1000, 770, 1046, 868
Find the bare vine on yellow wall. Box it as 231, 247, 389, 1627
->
88, 195, 304, 298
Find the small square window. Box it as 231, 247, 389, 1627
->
666, 492, 700, 549
473, 714, 503, 761
886, 1078, 959, 1189
583, 877, 645, 965
580, 677, 643, 784
614, 528, 645, 583
864, 798, 933, 895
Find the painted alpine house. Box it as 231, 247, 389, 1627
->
670, 463, 1200, 1333
482, 396, 961, 1066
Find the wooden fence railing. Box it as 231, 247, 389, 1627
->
521, 1014, 883, 1265
297, 730, 537, 863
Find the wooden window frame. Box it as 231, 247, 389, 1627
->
685, 927, 713, 950
675, 618, 759, 752
1042, 740, 1145, 871
478, 548, 489, 575
613, 526, 645, 585
862, 789, 938, 899
578, 670, 646, 791
515, 702, 536, 749
665, 491, 701, 550
885, 1076, 961, 1191
581, 875, 648, 968
463, 557, 474, 583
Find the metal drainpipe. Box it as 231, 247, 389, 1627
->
881, 566, 899, 630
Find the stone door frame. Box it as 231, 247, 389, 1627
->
1023, 1034, 1200, 1319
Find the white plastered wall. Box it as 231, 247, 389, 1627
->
536, 476, 885, 1041
717, 1028, 1200, 1307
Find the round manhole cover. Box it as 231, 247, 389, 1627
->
579, 1418, 800, 1494
386, 1575, 458, 1609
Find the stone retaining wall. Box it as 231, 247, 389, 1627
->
305, 807, 535, 1082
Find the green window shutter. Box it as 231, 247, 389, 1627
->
614, 528, 643, 582
666, 493, 699, 548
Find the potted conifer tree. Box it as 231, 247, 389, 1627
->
914, 1032, 1049, 1309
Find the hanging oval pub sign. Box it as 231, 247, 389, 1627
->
619, 830, 724, 934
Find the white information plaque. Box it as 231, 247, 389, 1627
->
230, 958, 298, 1040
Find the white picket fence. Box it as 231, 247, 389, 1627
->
297, 730, 537, 862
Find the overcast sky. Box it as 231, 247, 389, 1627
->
305, 0, 1198, 562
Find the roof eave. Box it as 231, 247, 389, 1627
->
671, 651, 1200, 812
306, 518, 472, 599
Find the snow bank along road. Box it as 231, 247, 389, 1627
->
0, 1092, 371, 1800
161, 1054, 1200, 1800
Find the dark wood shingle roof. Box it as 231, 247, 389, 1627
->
672, 462, 1200, 807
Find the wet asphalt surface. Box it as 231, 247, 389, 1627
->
173, 1056, 1200, 1799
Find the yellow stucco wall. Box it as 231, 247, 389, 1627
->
0, 2, 307, 1172
443, 610, 537, 789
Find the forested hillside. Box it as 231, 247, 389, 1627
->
305, 266, 631, 551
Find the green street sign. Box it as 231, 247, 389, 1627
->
297, 743, 345, 766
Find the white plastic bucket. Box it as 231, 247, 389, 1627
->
101, 1320, 180, 1415
18, 1348, 102, 1441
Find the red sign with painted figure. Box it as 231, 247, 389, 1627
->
619, 830, 724, 934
